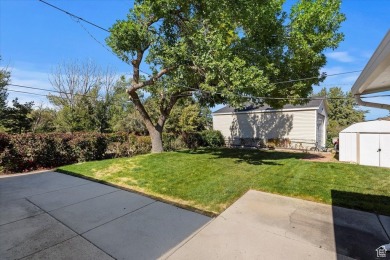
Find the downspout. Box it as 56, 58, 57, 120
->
354, 95, 390, 110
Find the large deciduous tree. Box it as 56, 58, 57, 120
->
107, 0, 345, 152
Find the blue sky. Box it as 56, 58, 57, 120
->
1, 0, 389, 120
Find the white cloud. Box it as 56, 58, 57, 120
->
326, 51, 355, 63
1, 67, 53, 107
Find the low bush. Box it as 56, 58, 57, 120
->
0, 133, 109, 174
129, 134, 152, 155
0, 130, 225, 174
200, 130, 225, 147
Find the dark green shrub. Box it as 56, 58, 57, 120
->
0, 133, 10, 153
182, 132, 202, 149
200, 130, 225, 147
69, 133, 108, 162
163, 133, 186, 151
0, 132, 110, 173
128, 134, 151, 155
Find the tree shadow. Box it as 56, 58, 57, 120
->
331, 190, 390, 259
228, 111, 293, 143
178, 148, 306, 166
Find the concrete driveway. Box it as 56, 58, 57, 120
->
0, 171, 211, 259
1, 171, 390, 259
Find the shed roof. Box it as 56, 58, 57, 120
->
340, 120, 390, 133
213, 99, 323, 114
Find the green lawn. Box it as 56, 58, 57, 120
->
57, 148, 390, 215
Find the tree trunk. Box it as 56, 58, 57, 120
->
149, 128, 164, 153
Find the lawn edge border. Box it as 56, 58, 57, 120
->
55, 169, 218, 218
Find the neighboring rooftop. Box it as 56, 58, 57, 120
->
213, 99, 324, 114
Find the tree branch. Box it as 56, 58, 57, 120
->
127, 66, 174, 94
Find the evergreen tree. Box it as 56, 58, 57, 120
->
2, 98, 34, 134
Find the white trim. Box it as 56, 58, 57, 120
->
212, 106, 319, 116
352, 30, 390, 95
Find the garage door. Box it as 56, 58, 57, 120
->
360, 134, 390, 167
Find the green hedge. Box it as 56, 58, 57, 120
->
0, 132, 151, 174
0, 130, 225, 174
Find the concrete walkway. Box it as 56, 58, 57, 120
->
165, 190, 390, 260
1, 171, 390, 259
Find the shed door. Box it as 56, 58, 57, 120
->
380, 134, 390, 168
359, 134, 380, 167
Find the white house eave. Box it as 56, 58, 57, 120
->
212, 106, 319, 116
351, 30, 390, 110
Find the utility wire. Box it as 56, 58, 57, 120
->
7, 89, 49, 97
272, 70, 362, 85
37, 0, 365, 86
7, 83, 390, 101
37, 0, 109, 32
8, 84, 97, 99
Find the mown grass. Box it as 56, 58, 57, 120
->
57, 148, 390, 215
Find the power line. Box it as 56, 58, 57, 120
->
8, 83, 390, 101
272, 70, 362, 85
7, 89, 49, 97
71, 16, 116, 57
7, 84, 96, 99
7, 84, 133, 104
37, 0, 362, 86
37, 0, 109, 32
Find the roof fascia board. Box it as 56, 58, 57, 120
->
212, 107, 318, 115
352, 30, 390, 95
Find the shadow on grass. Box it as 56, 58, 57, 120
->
331, 190, 390, 259
178, 148, 306, 166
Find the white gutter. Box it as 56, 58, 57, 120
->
351, 30, 390, 110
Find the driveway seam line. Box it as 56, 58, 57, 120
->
46, 190, 120, 213
376, 213, 390, 240
0, 189, 119, 227
161, 217, 216, 259
0, 206, 45, 227
81, 200, 157, 235
2, 182, 92, 203
24, 198, 118, 260
17, 234, 79, 260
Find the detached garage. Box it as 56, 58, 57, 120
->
339, 121, 390, 167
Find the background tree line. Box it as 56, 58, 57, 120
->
0, 60, 212, 138
1, 59, 367, 149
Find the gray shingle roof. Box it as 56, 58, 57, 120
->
213, 99, 323, 114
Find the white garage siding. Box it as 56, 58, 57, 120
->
339, 132, 357, 162
339, 121, 390, 168
213, 109, 317, 147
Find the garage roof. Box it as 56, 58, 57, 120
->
341, 120, 390, 133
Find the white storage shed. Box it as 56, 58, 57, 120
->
339, 120, 390, 167
213, 99, 328, 148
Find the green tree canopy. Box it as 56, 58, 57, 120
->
2, 98, 34, 134
107, 0, 345, 152
317, 87, 367, 145
0, 58, 10, 121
